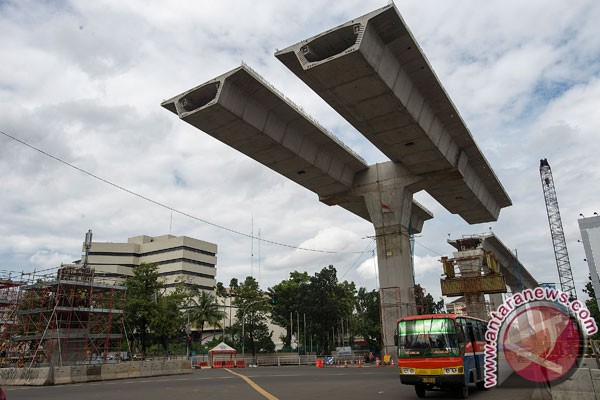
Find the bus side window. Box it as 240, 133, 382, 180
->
473, 322, 480, 341
475, 320, 485, 341
455, 321, 465, 342
458, 318, 470, 343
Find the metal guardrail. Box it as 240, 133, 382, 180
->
190, 354, 378, 369
190, 354, 317, 368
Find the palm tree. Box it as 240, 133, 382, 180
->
189, 291, 225, 344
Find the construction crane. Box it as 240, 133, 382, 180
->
539, 158, 577, 300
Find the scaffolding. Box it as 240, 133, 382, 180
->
379, 286, 418, 358
441, 235, 507, 320
0, 273, 24, 366
1, 265, 125, 367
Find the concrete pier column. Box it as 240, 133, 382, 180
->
354, 162, 423, 357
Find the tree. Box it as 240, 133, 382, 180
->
215, 281, 228, 298
304, 266, 355, 354
151, 290, 185, 354
269, 271, 310, 350
187, 290, 224, 345
124, 263, 162, 358
583, 275, 600, 340
414, 284, 445, 314
352, 287, 381, 350
231, 276, 274, 356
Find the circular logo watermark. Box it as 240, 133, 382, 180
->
484, 287, 597, 388
502, 305, 581, 383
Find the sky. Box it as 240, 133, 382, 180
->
2, 0, 600, 303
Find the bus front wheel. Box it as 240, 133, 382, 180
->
457, 384, 469, 399
415, 384, 426, 398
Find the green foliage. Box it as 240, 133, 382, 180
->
219, 266, 444, 356
304, 266, 356, 354
352, 287, 381, 350
231, 276, 275, 356
414, 284, 445, 314
583, 275, 600, 340
124, 263, 162, 357
184, 288, 225, 344
215, 281, 227, 298
151, 290, 185, 354
267, 266, 355, 354
270, 271, 310, 349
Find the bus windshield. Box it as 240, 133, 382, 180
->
398, 318, 460, 358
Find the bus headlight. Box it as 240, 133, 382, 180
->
443, 367, 463, 375
401, 368, 415, 375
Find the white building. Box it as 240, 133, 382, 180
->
578, 215, 600, 309
85, 234, 217, 291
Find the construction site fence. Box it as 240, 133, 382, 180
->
0, 359, 192, 386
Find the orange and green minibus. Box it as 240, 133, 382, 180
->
397, 314, 487, 398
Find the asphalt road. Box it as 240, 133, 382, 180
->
2, 366, 551, 400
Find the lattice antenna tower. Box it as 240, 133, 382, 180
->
539, 158, 577, 299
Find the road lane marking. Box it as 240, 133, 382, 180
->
225, 368, 279, 400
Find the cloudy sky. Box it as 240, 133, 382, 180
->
2, 0, 600, 302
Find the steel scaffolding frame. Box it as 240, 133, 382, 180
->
2, 266, 125, 367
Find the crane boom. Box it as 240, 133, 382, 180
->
539, 158, 577, 299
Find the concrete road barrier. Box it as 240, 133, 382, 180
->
128, 361, 141, 378
70, 365, 88, 383
140, 361, 153, 377
23, 367, 52, 386
114, 362, 129, 379
53, 366, 72, 385
101, 363, 116, 381
0, 368, 22, 386
86, 365, 102, 382
151, 361, 163, 376
1, 360, 193, 386
181, 360, 192, 372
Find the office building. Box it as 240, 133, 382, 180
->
578, 216, 600, 309
86, 234, 217, 291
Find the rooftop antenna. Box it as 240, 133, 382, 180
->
83, 229, 93, 268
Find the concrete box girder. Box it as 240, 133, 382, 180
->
275, 4, 511, 224
162, 66, 431, 225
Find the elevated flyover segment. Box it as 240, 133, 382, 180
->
479, 234, 538, 293
275, 4, 511, 224
163, 4, 511, 357
161, 66, 432, 231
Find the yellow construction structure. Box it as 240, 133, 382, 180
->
441, 234, 507, 320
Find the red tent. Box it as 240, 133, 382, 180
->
208, 342, 237, 368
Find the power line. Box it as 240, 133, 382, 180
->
1, 129, 368, 255
339, 239, 376, 280
413, 240, 444, 257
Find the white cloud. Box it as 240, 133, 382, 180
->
29, 250, 78, 269
1, 0, 600, 302
357, 256, 377, 281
